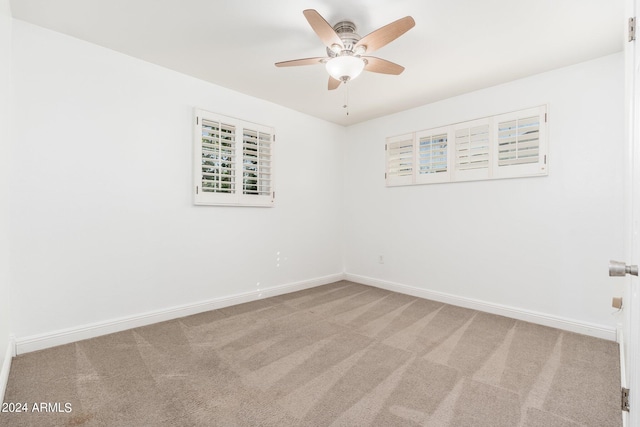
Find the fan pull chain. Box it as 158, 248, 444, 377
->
343, 83, 349, 116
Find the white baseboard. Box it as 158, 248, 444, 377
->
0, 335, 15, 403
14, 271, 616, 355
15, 273, 346, 355
346, 273, 617, 341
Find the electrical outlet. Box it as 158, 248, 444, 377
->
378, 255, 384, 264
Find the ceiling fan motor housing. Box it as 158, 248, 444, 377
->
326, 21, 362, 57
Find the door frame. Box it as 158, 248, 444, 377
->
623, 1, 640, 425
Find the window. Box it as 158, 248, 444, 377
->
453, 119, 491, 181
493, 108, 545, 179
415, 126, 450, 184
386, 105, 547, 186
194, 109, 274, 206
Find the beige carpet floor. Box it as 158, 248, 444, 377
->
1, 281, 621, 426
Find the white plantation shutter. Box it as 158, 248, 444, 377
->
385, 105, 548, 187
453, 119, 491, 181
493, 106, 547, 179
242, 127, 273, 196
200, 119, 236, 197
415, 127, 450, 184
386, 134, 414, 186
194, 109, 275, 206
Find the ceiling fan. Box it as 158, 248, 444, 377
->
275, 9, 415, 90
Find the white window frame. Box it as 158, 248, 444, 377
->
386, 105, 548, 187
194, 109, 275, 207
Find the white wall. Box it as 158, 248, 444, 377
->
0, 0, 12, 396
344, 53, 625, 332
9, 20, 345, 340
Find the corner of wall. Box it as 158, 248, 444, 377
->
0, 335, 15, 403
0, 0, 13, 404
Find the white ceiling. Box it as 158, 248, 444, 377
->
10, 0, 624, 126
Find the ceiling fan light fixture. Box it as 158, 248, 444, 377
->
325, 55, 365, 82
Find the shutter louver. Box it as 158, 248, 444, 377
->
498, 115, 540, 167
452, 119, 491, 182
201, 119, 236, 194
419, 133, 448, 174
243, 129, 272, 196
415, 126, 450, 184
456, 124, 490, 171
386, 135, 414, 186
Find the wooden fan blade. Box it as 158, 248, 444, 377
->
303, 9, 344, 50
275, 57, 326, 67
355, 16, 415, 54
328, 76, 341, 90
363, 56, 405, 75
